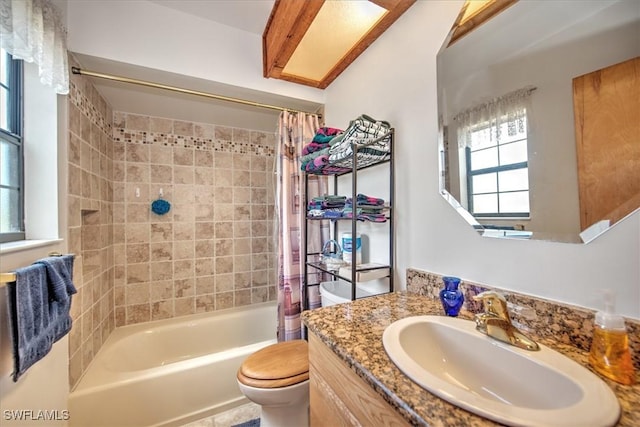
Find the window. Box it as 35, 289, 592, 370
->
466, 112, 530, 217
1, 48, 24, 243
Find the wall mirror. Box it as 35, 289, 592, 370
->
437, 0, 639, 243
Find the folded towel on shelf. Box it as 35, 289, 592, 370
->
328, 115, 392, 168
300, 147, 330, 169
6, 256, 77, 382
356, 193, 385, 206
300, 127, 343, 156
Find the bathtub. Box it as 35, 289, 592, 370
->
69, 302, 277, 427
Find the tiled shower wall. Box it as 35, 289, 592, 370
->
67, 56, 116, 387
111, 112, 277, 326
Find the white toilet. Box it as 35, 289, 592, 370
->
237, 340, 309, 427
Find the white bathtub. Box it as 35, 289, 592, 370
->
69, 302, 277, 427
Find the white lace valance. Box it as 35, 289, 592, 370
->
0, 0, 69, 94
453, 86, 536, 148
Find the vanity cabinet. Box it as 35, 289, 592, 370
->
308, 332, 409, 427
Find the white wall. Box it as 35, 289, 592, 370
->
66, 0, 324, 105
0, 87, 69, 426
324, 1, 640, 318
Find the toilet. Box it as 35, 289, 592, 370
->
237, 340, 309, 427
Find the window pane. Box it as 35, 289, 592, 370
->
498, 168, 529, 192
473, 193, 497, 214
0, 48, 7, 86
0, 87, 8, 132
499, 191, 529, 213
472, 172, 497, 194
499, 140, 527, 166
470, 147, 498, 171
1, 139, 20, 186
0, 187, 21, 232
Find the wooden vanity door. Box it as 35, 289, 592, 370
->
573, 56, 640, 230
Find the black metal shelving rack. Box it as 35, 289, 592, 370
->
302, 129, 395, 310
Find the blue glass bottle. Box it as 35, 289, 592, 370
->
440, 276, 464, 316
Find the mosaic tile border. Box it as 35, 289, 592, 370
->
407, 268, 640, 371
69, 80, 112, 136
113, 127, 275, 156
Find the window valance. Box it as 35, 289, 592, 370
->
0, 0, 69, 94
453, 86, 536, 148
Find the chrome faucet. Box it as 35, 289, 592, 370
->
473, 291, 540, 351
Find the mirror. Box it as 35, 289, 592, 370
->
437, 0, 639, 243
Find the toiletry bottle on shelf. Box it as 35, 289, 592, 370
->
588, 290, 635, 385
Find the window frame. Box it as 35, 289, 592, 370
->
465, 118, 530, 218
1, 50, 25, 243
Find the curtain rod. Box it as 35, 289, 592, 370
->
71, 67, 322, 118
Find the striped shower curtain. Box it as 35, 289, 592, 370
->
275, 111, 329, 341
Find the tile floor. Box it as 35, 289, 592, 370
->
181, 403, 260, 427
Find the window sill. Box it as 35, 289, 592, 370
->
0, 239, 63, 255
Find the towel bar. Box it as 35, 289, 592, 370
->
0, 272, 17, 285
0, 252, 71, 287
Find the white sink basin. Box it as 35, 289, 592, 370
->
382, 315, 620, 427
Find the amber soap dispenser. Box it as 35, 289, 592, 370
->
588, 290, 635, 385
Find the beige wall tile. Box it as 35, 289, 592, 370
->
173, 147, 194, 166
152, 300, 173, 320
174, 297, 195, 316
195, 276, 215, 295
151, 261, 173, 281
174, 222, 194, 241
194, 123, 214, 139
174, 278, 194, 297
150, 223, 173, 242
150, 242, 173, 261
195, 240, 214, 258
126, 143, 149, 163
215, 292, 233, 310
214, 222, 233, 239
174, 241, 194, 260
151, 280, 174, 301
126, 303, 150, 324
233, 170, 250, 187
235, 289, 251, 306
215, 256, 233, 274
125, 114, 150, 131
150, 117, 173, 133
252, 287, 269, 304
174, 259, 194, 279
234, 272, 251, 290
215, 239, 233, 257
215, 126, 232, 142
215, 274, 234, 293
126, 263, 150, 284
195, 258, 214, 277
233, 153, 251, 170
150, 164, 173, 183
194, 150, 213, 167
126, 243, 150, 263
196, 295, 215, 313
149, 145, 173, 165
173, 120, 194, 136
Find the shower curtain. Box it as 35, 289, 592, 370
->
275, 111, 329, 341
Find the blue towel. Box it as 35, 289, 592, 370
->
6, 255, 76, 382
34, 255, 76, 302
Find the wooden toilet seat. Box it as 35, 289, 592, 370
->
237, 340, 309, 389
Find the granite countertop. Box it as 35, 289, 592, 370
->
301, 292, 640, 427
